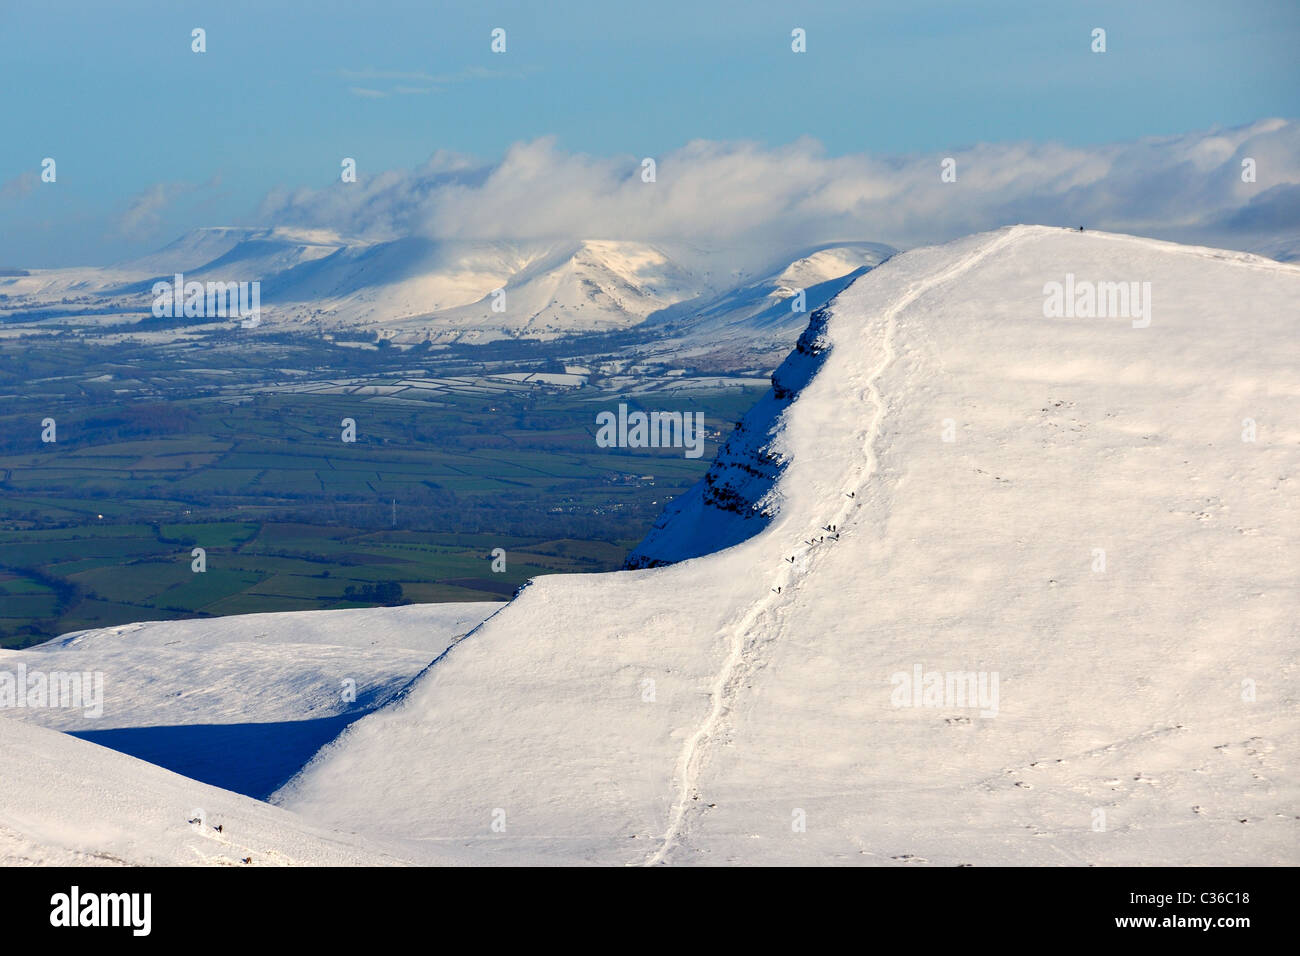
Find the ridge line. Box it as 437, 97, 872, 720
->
640, 228, 1028, 866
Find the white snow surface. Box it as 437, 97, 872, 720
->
1, 602, 498, 730
0, 720, 406, 866
276, 226, 1299, 865
0, 603, 500, 811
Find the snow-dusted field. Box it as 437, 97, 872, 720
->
3, 226, 1296, 866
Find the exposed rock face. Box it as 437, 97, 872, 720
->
623, 303, 836, 569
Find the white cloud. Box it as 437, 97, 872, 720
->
255, 119, 1300, 261
117, 176, 222, 239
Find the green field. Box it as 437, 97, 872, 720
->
0, 338, 765, 646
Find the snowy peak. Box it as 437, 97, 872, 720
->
772, 242, 896, 289
416, 239, 711, 337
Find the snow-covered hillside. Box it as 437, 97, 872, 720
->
275, 226, 1299, 865
643, 241, 894, 365
116, 226, 348, 279
0, 603, 498, 799
0, 720, 406, 866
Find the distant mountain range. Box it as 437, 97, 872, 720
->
0, 226, 894, 358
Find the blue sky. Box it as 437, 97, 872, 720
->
2, 0, 1298, 265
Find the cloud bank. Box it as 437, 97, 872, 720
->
255, 119, 1300, 258
116, 175, 225, 241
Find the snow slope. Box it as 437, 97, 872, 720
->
0, 603, 499, 799
417, 240, 711, 339
644, 241, 894, 364
0, 720, 406, 866
114, 226, 347, 279
277, 226, 1299, 865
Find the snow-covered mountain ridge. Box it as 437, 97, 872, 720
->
271, 225, 1300, 865
0, 228, 894, 351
